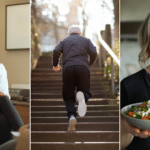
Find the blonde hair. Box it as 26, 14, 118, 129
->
138, 14, 150, 67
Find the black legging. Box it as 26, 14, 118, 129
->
62, 65, 91, 119
0, 139, 18, 150
0, 96, 24, 145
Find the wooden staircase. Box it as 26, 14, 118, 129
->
31, 55, 119, 150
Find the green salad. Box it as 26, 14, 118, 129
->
125, 100, 150, 120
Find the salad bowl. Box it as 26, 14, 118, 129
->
121, 102, 150, 131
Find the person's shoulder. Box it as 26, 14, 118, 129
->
0, 63, 6, 71
0, 63, 4, 67
122, 69, 144, 84
80, 35, 90, 41
64, 34, 88, 41
0, 63, 7, 76
63, 36, 71, 42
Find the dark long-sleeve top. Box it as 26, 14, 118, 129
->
53, 33, 97, 70
121, 68, 150, 150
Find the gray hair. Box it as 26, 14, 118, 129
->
68, 25, 81, 34
138, 13, 150, 67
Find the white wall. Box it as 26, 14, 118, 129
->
120, 0, 149, 80
120, 41, 141, 80
121, 0, 150, 21
0, 0, 30, 89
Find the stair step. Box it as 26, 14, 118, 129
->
31, 142, 119, 150
31, 111, 119, 117
31, 71, 104, 75
31, 84, 110, 90
32, 68, 104, 73
31, 89, 111, 93
31, 92, 111, 95
31, 122, 119, 131
31, 72, 104, 76
35, 61, 99, 66
31, 74, 104, 78
31, 56, 119, 149
31, 116, 119, 123
31, 78, 106, 82
31, 85, 110, 90
31, 105, 119, 111
31, 79, 110, 83
31, 131, 119, 142
31, 82, 111, 86
31, 93, 111, 99
31, 99, 118, 106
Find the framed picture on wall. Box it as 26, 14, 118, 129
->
6, 3, 30, 50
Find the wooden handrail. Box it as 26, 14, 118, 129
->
97, 33, 120, 66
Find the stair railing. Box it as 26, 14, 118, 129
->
97, 33, 120, 66
97, 25, 120, 96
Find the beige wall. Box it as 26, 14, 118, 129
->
0, 0, 30, 88
121, 0, 150, 21
121, 0, 149, 80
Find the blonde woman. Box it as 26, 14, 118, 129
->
121, 14, 150, 150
